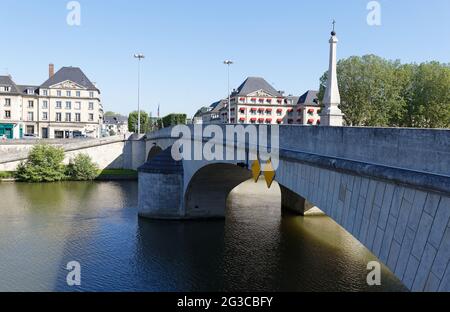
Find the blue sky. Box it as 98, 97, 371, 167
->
1, 0, 449, 117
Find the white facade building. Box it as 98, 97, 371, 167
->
0, 64, 103, 139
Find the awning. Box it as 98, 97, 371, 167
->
258, 118, 265, 122
251, 98, 257, 101
287, 108, 294, 112
266, 118, 272, 122
297, 108, 302, 112
277, 99, 283, 103
239, 98, 246, 101
308, 118, 314, 124
308, 108, 315, 113
266, 108, 273, 112
250, 108, 257, 111
250, 118, 257, 122
239, 117, 245, 121
277, 118, 283, 123
276, 108, 283, 112
266, 99, 272, 103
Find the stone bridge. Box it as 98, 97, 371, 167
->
138, 125, 450, 292
0, 135, 146, 171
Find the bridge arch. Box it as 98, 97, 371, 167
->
184, 163, 253, 218
147, 145, 163, 162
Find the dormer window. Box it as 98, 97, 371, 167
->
42, 90, 48, 96
3, 86, 10, 92
27, 88, 34, 95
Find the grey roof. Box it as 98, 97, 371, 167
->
232, 77, 282, 97
298, 90, 319, 105
17, 85, 39, 95
104, 115, 128, 124
210, 99, 228, 113
0, 75, 21, 94
40, 67, 98, 91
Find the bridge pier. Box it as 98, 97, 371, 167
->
138, 148, 185, 219
280, 185, 314, 216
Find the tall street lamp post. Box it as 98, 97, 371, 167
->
223, 60, 233, 124
134, 53, 145, 134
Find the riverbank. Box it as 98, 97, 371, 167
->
0, 169, 138, 182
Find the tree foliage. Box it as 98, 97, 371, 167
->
128, 110, 149, 133
15, 145, 66, 182
318, 55, 450, 128
158, 114, 187, 128
66, 154, 99, 181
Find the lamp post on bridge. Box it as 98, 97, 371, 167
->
223, 60, 234, 124
134, 53, 145, 134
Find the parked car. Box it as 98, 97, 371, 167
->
73, 133, 88, 139
22, 134, 39, 140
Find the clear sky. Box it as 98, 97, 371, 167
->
1, 0, 449, 117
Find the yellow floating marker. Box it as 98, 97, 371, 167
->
263, 158, 276, 189
251, 160, 261, 183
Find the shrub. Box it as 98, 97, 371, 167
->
15, 145, 66, 182
66, 153, 99, 181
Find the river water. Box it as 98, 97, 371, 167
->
0, 180, 407, 292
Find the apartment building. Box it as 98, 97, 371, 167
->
0, 64, 103, 139
194, 77, 321, 125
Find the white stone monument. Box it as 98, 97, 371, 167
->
320, 21, 344, 126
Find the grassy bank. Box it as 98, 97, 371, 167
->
0, 171, 15, 179
1, 169, 137, 182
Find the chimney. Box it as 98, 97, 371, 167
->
49, 63, 55, 78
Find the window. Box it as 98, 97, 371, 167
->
57, 90, 62, 97
3, 86, 10, 92
54, 130, 64, 139
88, 113, 94, 121
42, 100, 48, 109
27, 112, 34, 121
56, 113, 62, 121
42, 112, 48, 120
27, 89, 34, 95
76, 91, 81, 97
75, 101, 81, 110
5, 110, 11, 119
66, 91, 71, 97
65, 113, 71, 122
56, 101, 62, 109
75, 113, 81, 122
28, 100, 34, 108
89, 91, 94, 98
5, 98, 11, 106
42, 90, 48, 96
26, 125, 34, 135
66, 101, 71, 109
88, 102, 94, 110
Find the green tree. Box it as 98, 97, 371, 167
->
128, 110, 149, 133
406, 62, 450, 128
66, 154, 99, 181
15, 145, 66, 182
318, 55, 450, 128
159, 113, 187, 128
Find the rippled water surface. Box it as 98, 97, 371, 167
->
0, 180, 407, 291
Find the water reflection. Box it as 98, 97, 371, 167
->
0, 180, 407, 291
